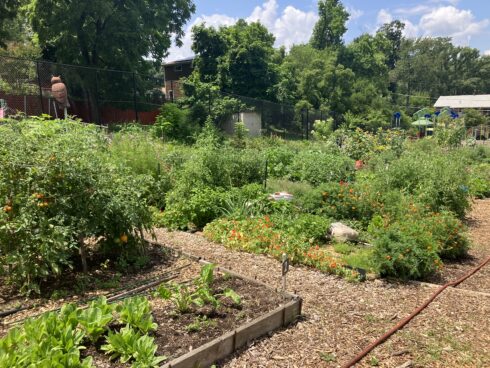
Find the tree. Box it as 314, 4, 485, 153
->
0, 0, 22, 47
279, 45, 354, 114
191, 24, 227, 83
310, 0, 349, 50
29, 0, 195, 71
376, 20, 405, 70
191, 20, 279, 100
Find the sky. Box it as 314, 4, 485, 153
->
166, 0, 490, 62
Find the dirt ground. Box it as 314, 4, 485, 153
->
150, 199, 490, 368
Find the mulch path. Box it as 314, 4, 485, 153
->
149, 199, 490, 367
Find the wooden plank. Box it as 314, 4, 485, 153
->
162, 331, 235, 368
283, 299, 302, 325
234, 305, 285, 349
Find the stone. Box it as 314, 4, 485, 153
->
329, 222, 359, 242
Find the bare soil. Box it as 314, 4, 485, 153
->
82, 268, 284, 367
149, 199, 490, 367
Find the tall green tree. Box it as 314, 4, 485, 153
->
29, 0, 195, 71
310, 0, 349, 50
376, 20, 405, 70
279, 45, 354, 114
0, 0, 22, 47
191, 20, 279, 100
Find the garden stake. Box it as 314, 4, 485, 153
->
281, 253, 289, 294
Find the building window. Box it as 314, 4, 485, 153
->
174, 65, 182, 72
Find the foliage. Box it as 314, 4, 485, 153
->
116, 296, 157, 334
311, 118, 334, 140
154, 103, 198, 142
288, 150, 354, 186
0, 0, 21, 47
0, 118, 152, 294
78, 297, 114, 343
0, 304, 92, 367
424, 211, 470, 259
468, 163, 490, 198
154, 264, 242, 313
102, 326, 166, 368
29, 0, 194, 71
368, 147, 471, 218
204, 216, 360, 279
463, 109, 488, 128
370, 220, 442, 280
191, 19, 279, 100
310, 0, 349, 50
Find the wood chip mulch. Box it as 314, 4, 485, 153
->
149, 199, 490, 367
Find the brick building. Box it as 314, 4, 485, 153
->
163, 57, 194, 101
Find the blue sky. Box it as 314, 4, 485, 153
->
167, 0, 490, 61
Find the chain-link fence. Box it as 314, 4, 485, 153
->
215, 92, 328, 140
0, 56, 164, 124
0, 55, 328, 138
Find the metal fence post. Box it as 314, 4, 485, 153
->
36, 61, 44, 114
95, 69, 100, 124
306, 109, 310, 140
132, 72, 139, 122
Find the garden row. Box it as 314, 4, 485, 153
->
0, 263, 247, 367
1, 117, 490, 294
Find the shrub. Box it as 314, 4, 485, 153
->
369, 148, 471, 218
424, 211, 470, 259
162, 186, 230, 229
154, 102, 198, 142
468, 163, 490, 199
264, 145, 295, 178
288, 150, 354, 186
371, 221, 442, 280
311, 118, 334, 140
0, 119, 152, 293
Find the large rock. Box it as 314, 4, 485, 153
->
329, 222, 359, 242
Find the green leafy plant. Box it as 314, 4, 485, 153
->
102, 325, 165, 367
116, 297, 157, 334
78, 297, 114, 343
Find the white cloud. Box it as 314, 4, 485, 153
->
427, 0, 460, 5
166, 0, 318, 61
376, 9, 393, 25
402, 20, 419, 38
347, 6, 364, 22
166, 14, 236, 62
394, 5, 432, 16
418, 6, 489, 45
373, 5, 488, 47
247, 0, 279, 29
273, 6, 318, 49
484, 50, 490, 56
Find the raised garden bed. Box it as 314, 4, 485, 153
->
0, 244, 301, 367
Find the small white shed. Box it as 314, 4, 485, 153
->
223, 111, 262, 137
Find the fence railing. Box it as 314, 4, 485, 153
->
0, 55, 327, 137
0, 56, 164, 125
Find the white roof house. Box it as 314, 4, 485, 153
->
434, 95, 490, 109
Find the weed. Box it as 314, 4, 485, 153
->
319, 352, 336, 362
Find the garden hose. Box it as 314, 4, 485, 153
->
341, 255, 490, 368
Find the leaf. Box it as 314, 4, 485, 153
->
223, 288, 241, 305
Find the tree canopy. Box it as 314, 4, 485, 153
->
310, 0, 349, 50
0, 0, 22, 47
28, 0, 195, 72
191, 20, 279, 100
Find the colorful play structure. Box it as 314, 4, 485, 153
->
410, 107, 459, 137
